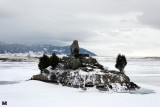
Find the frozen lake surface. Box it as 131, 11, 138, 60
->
0, 62, 39, 82
96, 57, 160, 86
0, 57, 160, 86
0, 57, 160, 107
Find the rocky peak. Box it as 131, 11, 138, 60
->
70, 40, 79, 56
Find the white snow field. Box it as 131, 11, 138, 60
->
0, 57, 160, 107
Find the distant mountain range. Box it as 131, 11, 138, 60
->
0, 42, 96, 56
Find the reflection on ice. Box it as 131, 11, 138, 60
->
0, 81, 20, 85
119, 88, 155, 95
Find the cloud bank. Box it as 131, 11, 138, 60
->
0, 0, 160, 56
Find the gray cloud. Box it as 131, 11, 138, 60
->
0, 0, 160, 56
137, 0, 160, 28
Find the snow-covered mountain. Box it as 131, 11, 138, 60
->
0, 42, 96, 56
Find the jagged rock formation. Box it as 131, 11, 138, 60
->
61, 56, 103, 70
70, 40, 79, 56
32, 40, 139, 91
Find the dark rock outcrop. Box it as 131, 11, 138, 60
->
32, 40, 140, 91
70, 40, 79, 56
61, 55, 103, 70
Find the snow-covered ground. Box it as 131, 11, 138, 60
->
0, 56, 160, 107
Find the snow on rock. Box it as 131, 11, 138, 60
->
32, 55, 139, 91
31, 40, 139, 91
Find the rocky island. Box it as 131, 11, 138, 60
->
32, 40, 139, 91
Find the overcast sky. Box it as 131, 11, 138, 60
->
0, 0, 160, 56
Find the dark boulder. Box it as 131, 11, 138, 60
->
125, 82, 140, 90
70, 40, 79, 56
